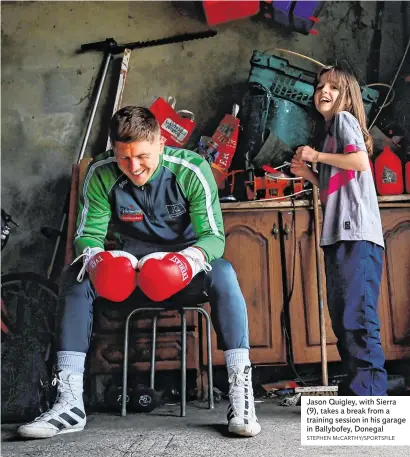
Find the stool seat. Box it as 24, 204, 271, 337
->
121, 305, 214, 417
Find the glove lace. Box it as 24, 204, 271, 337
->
71, 247, 93, 282
185, 253, 212, 274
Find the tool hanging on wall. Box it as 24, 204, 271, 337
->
46, 30, 217, 279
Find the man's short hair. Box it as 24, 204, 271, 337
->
109, 106, 160, 144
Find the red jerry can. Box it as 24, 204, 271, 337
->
405, 158, 410, 194
374, 146, 404, 195
203, 1, 260, 26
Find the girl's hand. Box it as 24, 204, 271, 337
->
290, 157, 311, 179
295, 145, 320, 163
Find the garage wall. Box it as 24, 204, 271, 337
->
1, 1, 407, 277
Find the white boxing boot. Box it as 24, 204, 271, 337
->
227, 365, 261, 437
17, 370, 86, 439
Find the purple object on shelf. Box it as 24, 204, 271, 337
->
292, 1, 324, 34
272, 1, 294, 27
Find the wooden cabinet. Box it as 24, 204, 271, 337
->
207, 210, 286, 365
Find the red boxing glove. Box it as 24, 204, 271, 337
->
89, 251, 138, 302
74, 248, 138, 302
137, 247, 211, 302
138, 253, 192, 302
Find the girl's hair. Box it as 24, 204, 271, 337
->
316, 66, 373, 155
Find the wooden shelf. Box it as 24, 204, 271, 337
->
221, 194, 410, 211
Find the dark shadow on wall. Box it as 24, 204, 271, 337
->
2, 173, 71, 280
170, 1, 207, 24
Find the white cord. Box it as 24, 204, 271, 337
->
366, 83, 395, 108
264, 48, 326, 68
266, 173, 303, 181
249, 189, 312, 202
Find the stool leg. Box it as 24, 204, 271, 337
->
181, 309, 187, 417
202, 309, 214, 410
121, 313, 132, 417
150, 314, 157, 390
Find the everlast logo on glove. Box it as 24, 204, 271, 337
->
168, 255, 189, 281
88, 254, 103, 270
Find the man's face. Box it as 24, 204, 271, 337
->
114, 135, 164, 186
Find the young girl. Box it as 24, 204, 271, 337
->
290, 66, 387, 396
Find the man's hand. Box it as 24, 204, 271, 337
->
137, 247, 211, 302
295, 145, 321, 163
82, 249, 138, 302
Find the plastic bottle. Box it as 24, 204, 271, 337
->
404, 148, 410, 194
374, 145, 404, 195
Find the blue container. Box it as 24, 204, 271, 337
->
292, 1, 324, 35
272, 1, 293, 27
249, 51, 316, 107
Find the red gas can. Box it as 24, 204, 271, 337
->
405, 161, 410, 194
374, 146, 404, 195
203, 1, 260, 26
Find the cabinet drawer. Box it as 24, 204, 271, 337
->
89, 332, 199, 373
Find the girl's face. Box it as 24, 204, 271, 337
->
314, 73, 340, 121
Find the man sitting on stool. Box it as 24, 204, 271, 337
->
18, 106, 261, 439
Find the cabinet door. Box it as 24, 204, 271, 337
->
282, 209, 339, 364
379, 207, 410, 359
207, 210, 286, 365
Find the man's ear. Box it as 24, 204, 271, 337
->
159, 135, 166, 153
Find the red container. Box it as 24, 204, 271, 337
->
210, 105, 240, 171
203, 1, 260, 26
374, 146, 404, 195
150, 97, 196, 148
405, 161, 410, 194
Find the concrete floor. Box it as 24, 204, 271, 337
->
1, 399, 409, 457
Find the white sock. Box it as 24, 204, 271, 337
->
57, 351, 86, 374
224, 348, 251, 377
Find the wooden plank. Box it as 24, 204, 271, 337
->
221, 195, 410, 211
378, 195, 410, 202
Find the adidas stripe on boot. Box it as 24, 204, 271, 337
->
227, 365, 261, 437
17, 370, 86, 439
